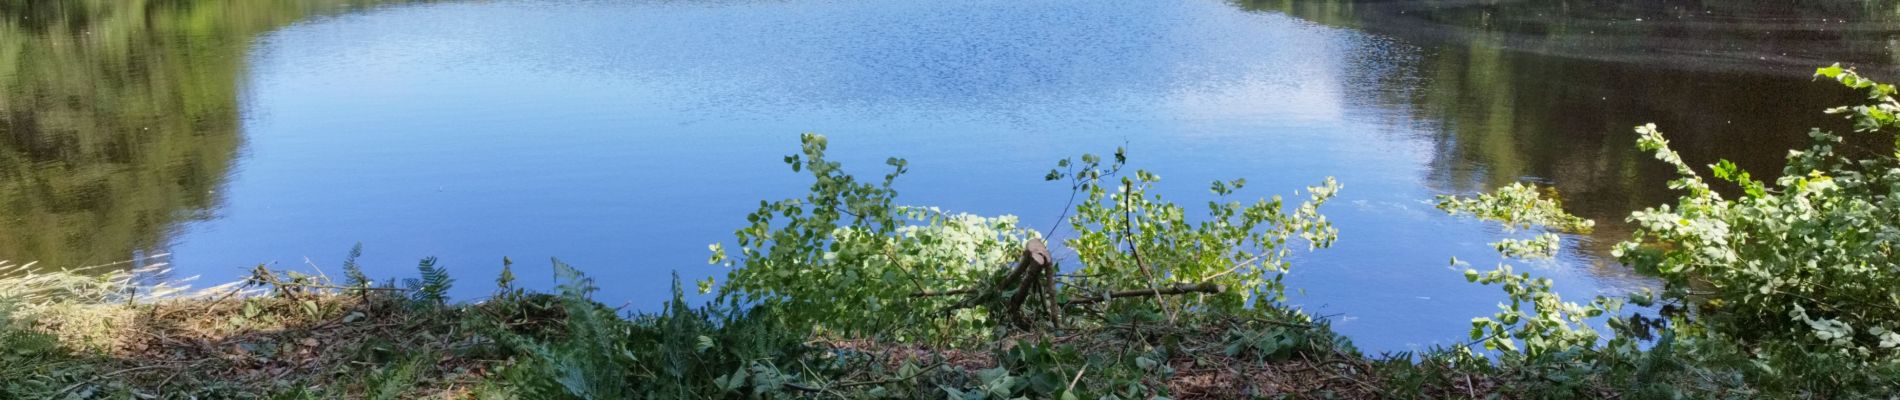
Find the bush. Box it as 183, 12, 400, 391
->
705, 133, 1032, 341
707, 134, 1340, 342
1615, 65, 1900, 356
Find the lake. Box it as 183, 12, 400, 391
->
3, 0, 1894, 352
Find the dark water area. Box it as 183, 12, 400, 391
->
3, 0, 1896, 352
1254, 0, 1900, 77
1245, 0, 1893, 250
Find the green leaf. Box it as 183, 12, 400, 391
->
1817, 63, 1844, 79
1134, 356, 1159, 371
714, 369, 747, 392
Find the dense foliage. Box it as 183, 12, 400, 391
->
1061, 152, 1338, 313
1615, 65, 1900, 355
707, 134, 1340, 342
1413, 65, 1900, 397
705, 133, 1033, 340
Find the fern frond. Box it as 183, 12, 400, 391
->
342, 243, 371, 288
550, 258, 595, 299
403, 257, 452, 305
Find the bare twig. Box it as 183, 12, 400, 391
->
909, 288, 982, 298
1046, 162, 1084, 239
1065, 364, 1089, 394
1121, 181, 1177, 323
1199, 253, 1267, 283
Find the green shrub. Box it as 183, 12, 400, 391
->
1615, 65, 1900, 357
1062, 153, 1339, 313
707, 134, 1341, 341
706, 133, 1031, 341
1423, 65, 1900, 398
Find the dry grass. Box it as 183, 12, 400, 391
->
0, 256, 525, 398
93, 295, 496, 396
0, 255, 239, 305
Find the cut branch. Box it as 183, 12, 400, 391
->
904, 239, 1221, 328
1003, 239, 1054, 327
909, 288, 981, 297
911, 282, 1223, 303
1063, 283, 1223, 306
